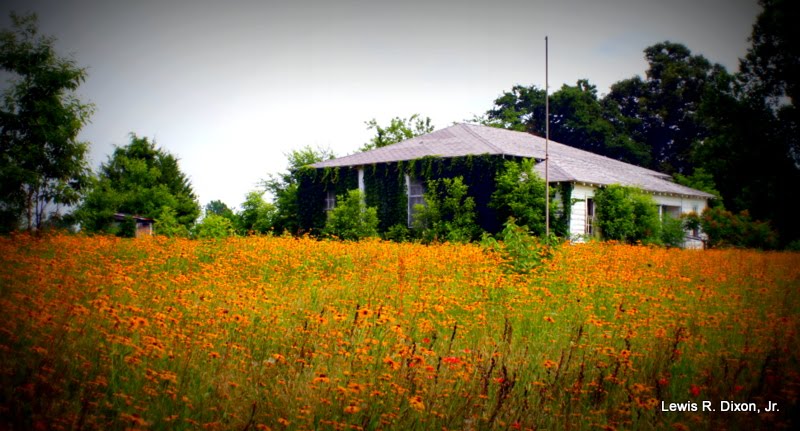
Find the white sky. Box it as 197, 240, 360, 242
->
1, 0, 761, 211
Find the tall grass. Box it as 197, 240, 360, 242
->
0, 233, 798, 430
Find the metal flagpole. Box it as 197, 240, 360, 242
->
545, 36, 550, 237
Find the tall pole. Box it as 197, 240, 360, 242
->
545, 36, 550, 237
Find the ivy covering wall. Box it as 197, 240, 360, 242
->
296, 166, 358, 235
297, 155, 573, 238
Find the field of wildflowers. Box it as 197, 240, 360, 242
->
0, 233, 798, 430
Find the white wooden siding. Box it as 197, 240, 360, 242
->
567, 183, 709, 247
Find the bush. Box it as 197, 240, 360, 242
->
383, 223, 410, 242
323, 189, 379, 241
594, 185, 661, 244
194, 214, 236, 239
661, 215, 685, 248
481, 218, 558, 274
412, 176, 480, 243
490, 159, 548, 236
701, 207, 778, 249
156, 206, 190, 238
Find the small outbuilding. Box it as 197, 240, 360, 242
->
113, 213, 154, 238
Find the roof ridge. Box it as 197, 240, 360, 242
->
459, 123, 508, 155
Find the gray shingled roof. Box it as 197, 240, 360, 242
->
312, 123, 714, 199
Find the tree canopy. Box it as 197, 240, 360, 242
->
76, 134, 200, 235
482, 81, 649, 167
478, 5, 799, 245
361, 114, 434, 151
0, 12, 93, 232
263, 146, 334, 235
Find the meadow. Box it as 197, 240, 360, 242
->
0, 233, 798, 430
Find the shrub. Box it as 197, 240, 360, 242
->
490, 159, 548, 236
661, 215, 685, 248
323, 189, 379, 241
594, 185, 661, 244
193, 214, 236, 239
412, 176, 480, 243
156, 206, 190, 238
481, 217, 557, 274
383, 223, 410, 242
701, 207, 778, 249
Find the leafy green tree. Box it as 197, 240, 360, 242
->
0, 12, 93, 232
193, 214, 236, 239
205, 200, 235, 219
594, 185, 661, 244
673, 168, 722, 206
482, 81, 648, 166
263, 146, 334, 235
551, 80, 647, 164
361, 114, 434, 151
739, 0, 799, 109
686, 1, 799, 246
323, 189, 379, 241
490, 159, 548, 236
76, 134, 200, 236
237, 191, 275, 235
484, 84, 546, 132
413, 176, 480, 243
733, 0, 799, 244
605, 42, 724, 174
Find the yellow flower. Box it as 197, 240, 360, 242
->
409, 395, 425, 411
344, 404, 360, 414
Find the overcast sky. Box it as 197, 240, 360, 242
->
1, 0, 761, 211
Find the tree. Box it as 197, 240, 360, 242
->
605, 42, 724, 174
236, 191, 275, 235
323, 189, 379, 241
76, 134, 200, 235
733, 0, 800, 244
739, 0, 799, 108
483, 84, 546, 132
482, 82, 648, 166
361, 114, 434, 151
205, 200, 235, 220
672, 167, 721, 206
263, 146, 334, 235
683, 1, 799, 246
0, 12, 93, 232
551, 80, 648, 165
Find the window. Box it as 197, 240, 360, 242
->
585, 198, 595, 236
661, 205, 681, 219
407, 176, 425, 227
324, 191, 336, 212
